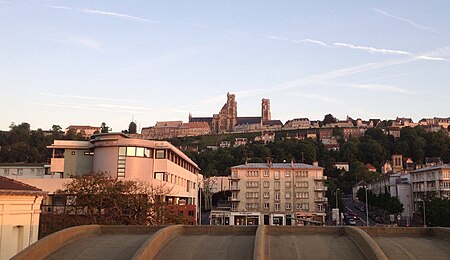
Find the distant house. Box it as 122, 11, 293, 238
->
233, 138, 248, 147
254, 131, 275, 143
334, 162, 349, 172
321, 138, 340, 151
352, 180, 368, 201
65, 125, 101, 139
365, 163, 377, 172
283, 118, 311, 129
220, 141, 231, 148
0, 177, 46, 260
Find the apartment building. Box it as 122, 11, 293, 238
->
228, 161, 327, 226
411, 164, 450, 215
0, 163, 50, 179
65, 125, 101, 139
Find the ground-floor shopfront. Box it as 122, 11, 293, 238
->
210, 210, 326, 226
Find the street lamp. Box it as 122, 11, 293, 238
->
362, 186, 369, 227
333, 188, 340, 226
421, 199, 426, 227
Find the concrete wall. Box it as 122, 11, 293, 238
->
0, 195, 43, 260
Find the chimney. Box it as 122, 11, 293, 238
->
313, 161, 319, 167
267, 156, 273, 167
291, 159, 294, 167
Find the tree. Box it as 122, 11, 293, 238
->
100, 122, 110, 133
53, 173, 186, 227
128, 122, 137, 134
323, 114, 337, 126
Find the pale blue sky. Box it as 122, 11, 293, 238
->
1, 1, 449, 131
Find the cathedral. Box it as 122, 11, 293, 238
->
189, 93, 277, 134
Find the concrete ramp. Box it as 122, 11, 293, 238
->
264, 226, 367, 260
45, 233, 152, 260
362, 227, 450, 260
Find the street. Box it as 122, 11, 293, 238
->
343, 197, 377, 226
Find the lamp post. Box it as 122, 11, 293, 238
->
363, 185, 369, 226
422, 199, 426, 227
334, 188, 340, 226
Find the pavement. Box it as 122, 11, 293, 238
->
154, 234, 255, 260
45, 234, 154, 260
373, 236, 450, 260
266, 234, 365, 260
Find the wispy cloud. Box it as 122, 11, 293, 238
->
39, 93, 143, 104
69, 36, 100, 50
297, 39, 331, 47
47, 5, 159, 23
349, 83, 410, 93
373, 8, 440, 34
334, 42, 448, 61
334, 42, 411, 55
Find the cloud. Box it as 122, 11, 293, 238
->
39, 93, 143, 104
334, 42, 411, 55
69, 36, 100, 50
47, 5, 159, 23
349, 83, 410, 93
373, 8, 440, 34
297, 39, 331, 47
334, 42, 448, 61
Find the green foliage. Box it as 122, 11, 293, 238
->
424, 193, 450, 227
357, 188, 404, 215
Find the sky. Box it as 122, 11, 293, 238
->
1, 1, 450, 132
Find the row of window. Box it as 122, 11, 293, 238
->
154, 172, 196, 192
251, 181, 310, 189
2, 168, 44, 176
241, 170, 309, 178
245, 202, 311, 211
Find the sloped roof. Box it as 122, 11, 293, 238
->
0, 176, 46, 195
237, 117, 261, 125
231, 163, 321, 169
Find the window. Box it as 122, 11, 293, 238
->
285, 203, 291, 210
136, 147, 145, 157
36, 169, 43, 176
274, 181, 280, 190
18, 169, 23, 175
155, 149, 166, 159
295, 192, 309, 199
246, 181, 259, 188
263, 192, 270, 199
154, 172, 165, 180
274, 171, 280, 180
246, 192, 259, 199
285, 181, 291, 188
119, 147, 126, 156
264, 171, 269, 177
127, 147, 136, 156
295, 171, 308, 177
246, 203, 259, 209
285, 171, 291, 177
263, 181, 270, 188
275, 203, 280, 211
246, 171, 259, 177
296, 203, 309, 210
188, 210, 194, 216
275, 192, 280, 201
295, 181, 309, 188
285, 192, 291, 199
3, 169, 9, 175
231, 203, 237, 211
144, 148, 153, 158
264, 203, 270, 210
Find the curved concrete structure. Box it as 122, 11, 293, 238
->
13, 225, 450, 260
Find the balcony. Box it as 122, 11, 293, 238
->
314, 197, 328, 202
314, 176, 327, 181
228, 197, 240, 202
230, 186, 240, 191
314, 186, 328, 191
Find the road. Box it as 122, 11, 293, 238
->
343, 198, 377, 226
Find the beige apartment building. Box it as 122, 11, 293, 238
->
227, 161, 327, 226
411, 164, 450, 218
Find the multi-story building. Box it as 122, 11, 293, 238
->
65, 125, 101, 139
140, 121, 211, 140
46, 133, 202, 221
0, 163, 51, 179
410, 164, 450, 218
228, 161, 327, 226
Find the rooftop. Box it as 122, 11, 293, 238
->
231, 163, 321, 169
0, 176, 46, 195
